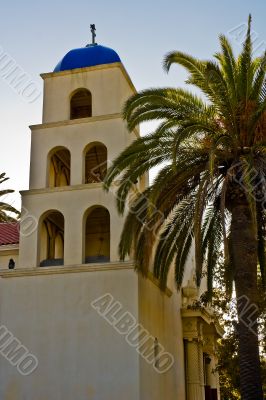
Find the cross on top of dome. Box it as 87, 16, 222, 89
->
88, 24, 97, 47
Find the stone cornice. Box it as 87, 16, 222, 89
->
0, 262, 173, 297
20, 182, 104, 196
30, 113, 121, 131
0, 261, 134, 278
181, 307, 224, 338
147, 271, 173, 297
40, 62, 137, 94
0, 244, 19, 255
182, 307, 214, 324
29, 113, 139, 138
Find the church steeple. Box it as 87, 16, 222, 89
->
19, 38, 137, 268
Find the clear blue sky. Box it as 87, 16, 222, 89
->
0, 0, 265, 208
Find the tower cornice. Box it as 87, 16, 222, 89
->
29, 113, 139, 137
40, 62, 137, 94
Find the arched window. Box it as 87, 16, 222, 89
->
84, 206, 110, 263
70, 89, 92, 119
39, 210, 64, 267
84, 143, 107, 183
48, 147, 71, 188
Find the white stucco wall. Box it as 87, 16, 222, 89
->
0, 267, 139, 400
138, 276, 186, 400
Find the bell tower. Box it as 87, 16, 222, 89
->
0, 33, 222, 400
19, 40, 137, 268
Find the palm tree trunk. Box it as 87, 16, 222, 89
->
231, 201, 263, 400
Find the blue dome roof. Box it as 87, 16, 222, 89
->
54, 44, 121, 72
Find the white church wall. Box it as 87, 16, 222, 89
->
138, 275, 186, 400
0, 267, 139, 400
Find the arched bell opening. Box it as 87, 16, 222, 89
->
83, 143, 107, 184
39, 210, 65, 267
84, 206, 110, 263
47, 147, 71, 188
70, 89, 92, 119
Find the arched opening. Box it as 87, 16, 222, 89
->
39, 210, 65, 267
84, 206, 110, 263
70, 89, 92, 119
48, 147, 71, 188
84, 143, 107, 183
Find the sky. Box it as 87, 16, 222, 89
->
0, 0, 266, 209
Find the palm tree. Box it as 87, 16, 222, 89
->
0, 173, 19, 221
104, 16, 265, 400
